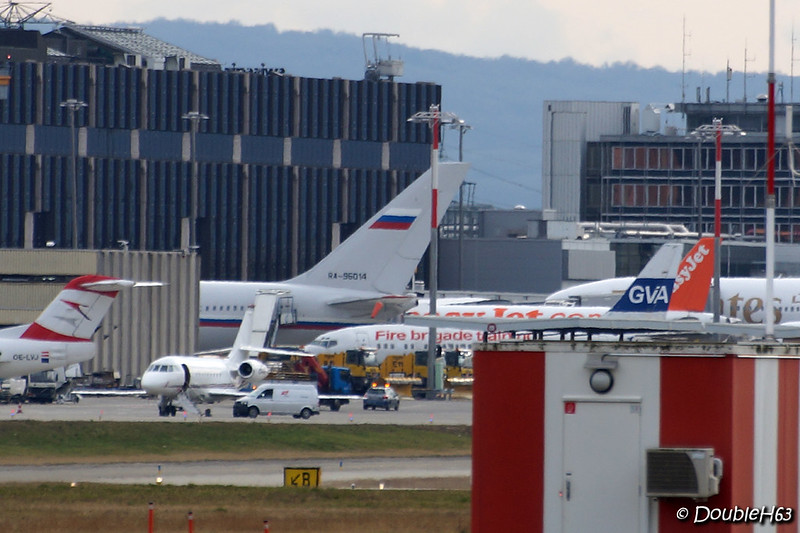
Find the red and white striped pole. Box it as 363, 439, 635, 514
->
713, 118, 722, 322
263, 519, 270, 532
187, 511, 194, 533
428, 104, 440, 400
765, 0, 777, 339
148, 502, 154, 533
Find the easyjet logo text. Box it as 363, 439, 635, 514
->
674, 243, 711, 291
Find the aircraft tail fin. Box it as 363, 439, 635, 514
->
608, 238, 714, 314
289, 162, 469, 294
20, 275, 133, 342
226, 304, 256, 366
607, 242, 685, 314
667, 237, 714, 312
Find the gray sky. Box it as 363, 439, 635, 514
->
53, 0, 800, 74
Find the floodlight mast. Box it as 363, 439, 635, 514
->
766, 0, 777, 339
407, 105, 460, 398
691, 120, 744, 322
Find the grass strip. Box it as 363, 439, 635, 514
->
0, 421, 471, 462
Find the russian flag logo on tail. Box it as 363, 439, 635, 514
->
370, 209, 419, 230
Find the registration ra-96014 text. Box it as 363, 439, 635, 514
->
328, 272, 367, 280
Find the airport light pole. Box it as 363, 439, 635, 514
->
182, 111, 209, 250
691, 120, 743, 322
408, 105, 460, 398
451, 119, 472, 290
61, 98, 87, 249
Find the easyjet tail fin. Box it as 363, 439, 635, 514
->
20, 275, 134, 342
608, 238, 713, 314
667, 237, 714, 312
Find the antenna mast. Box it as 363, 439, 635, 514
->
744, 41, 756, 102
681, 16, 691, 104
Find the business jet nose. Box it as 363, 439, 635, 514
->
140, 371, 166, 394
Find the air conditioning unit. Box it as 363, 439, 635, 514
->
646, 448, 722, 498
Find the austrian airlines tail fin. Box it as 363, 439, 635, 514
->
608, 238, 713, 314
289, 162, 469, 295
19, 275, 134, 342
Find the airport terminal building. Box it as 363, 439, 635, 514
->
0, 23, 442, 380
0, 24, 438, 282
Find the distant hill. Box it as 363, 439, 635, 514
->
137, 18, 761, 209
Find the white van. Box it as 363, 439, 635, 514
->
233, 382, 319, 419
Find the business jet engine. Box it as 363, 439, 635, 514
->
238, 359, 271, 381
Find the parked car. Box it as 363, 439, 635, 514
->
363, 386, 400, 410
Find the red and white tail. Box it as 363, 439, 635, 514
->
20, 275, 134, 342
668, 237, 715, 313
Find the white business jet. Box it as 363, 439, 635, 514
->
198, 162, 469, 349
0, 275, 132, 379
141, 290, 308, 416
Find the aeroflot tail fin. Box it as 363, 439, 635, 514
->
289, 162, 469, 295
20, 275, 134, 342
667, 237, 714, 312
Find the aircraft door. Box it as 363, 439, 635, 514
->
356, 333, 369, 347
181, 364, 191, 391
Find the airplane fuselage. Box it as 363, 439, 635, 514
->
140, 355, 239, 401
306, 323, 518, 364
549, 276, 800, 326
0, 339, 94, 379
198, 281, 414, 349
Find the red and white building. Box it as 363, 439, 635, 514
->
472, 340, 800, 533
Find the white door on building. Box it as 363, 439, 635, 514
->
562, 400, 643, 533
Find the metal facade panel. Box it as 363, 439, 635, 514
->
346, 169, 394, 225
1, 63, 37, 125
248, 74, 293, 137
200, 164, 243, 280
137, 130, 182, 160
146, 160, 187, 251
198, 70, 245, 135
86, 128, 132, 158
0, 127, 27, 156
240, 135, 284, 165
389, 142, 430, 171
95, 66, 142, 130
93, 159, 141, 249
246, 165, 293, 280
341, 139, 382, 169
38, 154, 88, 248
147, 70, 192, 131
0, 154, 35, 247
195, 133, 232, 162
41, 64, 91, 127
291, 137, 333, 167
33, 125, 70, 156
296, 167, 341, 270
